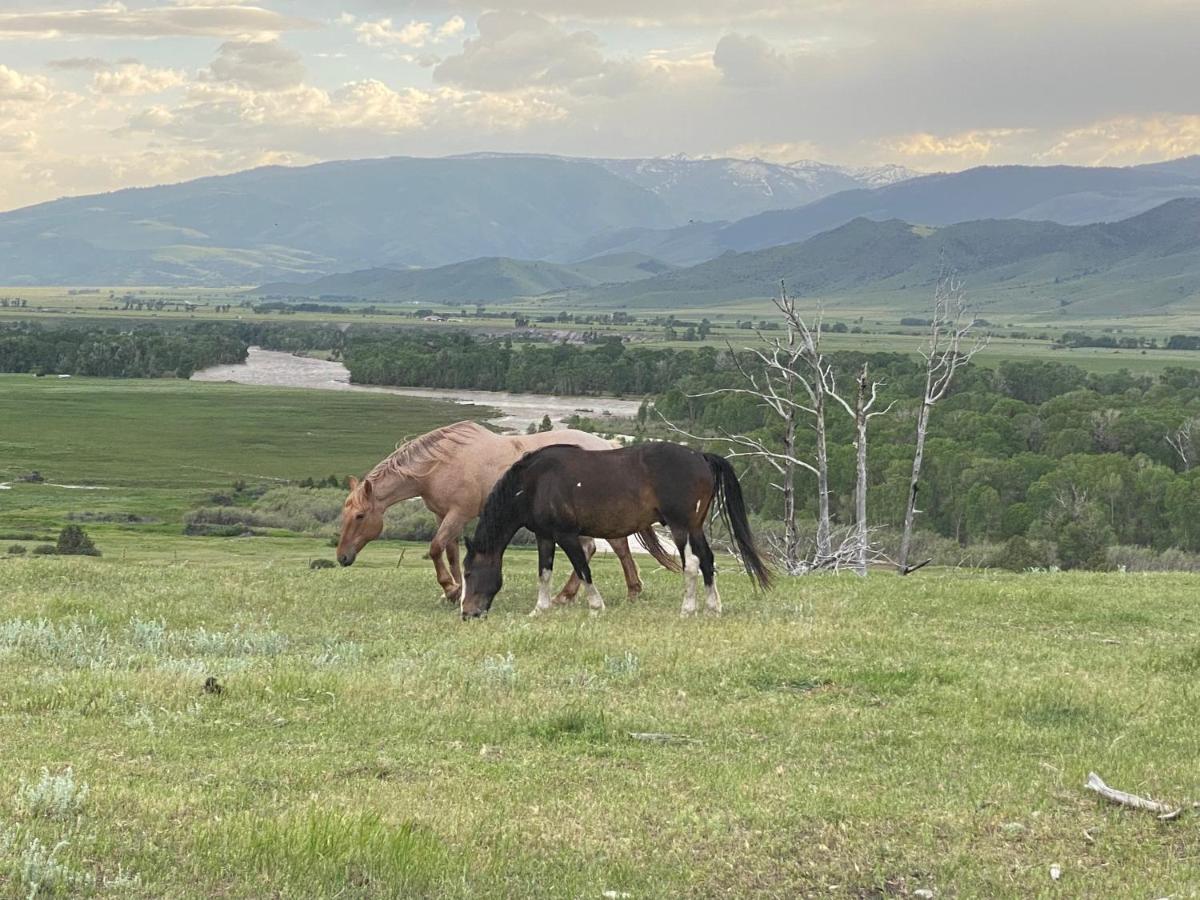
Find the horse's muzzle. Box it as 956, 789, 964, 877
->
337, 553, 354, 567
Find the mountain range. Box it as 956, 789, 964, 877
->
0, 154, 916, 286
257, 252, 674, 304
579, 198, 1200, 316
263, 199, 1200, 319
3, 152, 1200, 291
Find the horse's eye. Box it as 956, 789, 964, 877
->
355, 513, 365, 521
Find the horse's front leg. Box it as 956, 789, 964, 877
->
427, 514, 465, 603
530, 536, 557, 617
559, 534, 604, 614
551, 537, 596, 605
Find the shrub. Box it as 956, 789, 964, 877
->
6, 544, 25, 556
56, 525, 100, 557
1107, 545, 1200, 572
16, 767, 89, 819
31, 544, 57, 556
987, 536, 1057, 572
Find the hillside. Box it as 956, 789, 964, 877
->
255, 252, 675, 303
0, 153, 910, 287
581, 198, 1200, 316
581, 163, 1200, 265
0, 156, 675, 286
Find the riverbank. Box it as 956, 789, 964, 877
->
192, 347, 643, 433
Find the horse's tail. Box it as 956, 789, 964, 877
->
635, 528, 682, 573
704, 453, 772, 590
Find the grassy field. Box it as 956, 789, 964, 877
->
1, 375, 1199, 897
0, 375, 477, 536
2, 556, 1200, 898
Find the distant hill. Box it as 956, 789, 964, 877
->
0, 153, 912, 287
579, 198, 1200, 317
0, 156, 675, 286
5, 152, 1200, 288
255, 252, 675, 303
577, 163, 1200, 265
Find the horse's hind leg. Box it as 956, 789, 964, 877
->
673, 526, 700, 616
530, 536, 557, 617
559, 534, 604, 614
690, 530, 720, 615
551, 537, 595, 606
609, 536, 644, 602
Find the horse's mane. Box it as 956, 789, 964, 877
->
474, 444, 574, 551
367, 420, 491, 483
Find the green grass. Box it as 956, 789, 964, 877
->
2, 374, 1200, 896
2, 557, 1200, 897
0, 375, 477, 534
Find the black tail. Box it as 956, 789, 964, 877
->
705, 453, 772, 590
634, 527, 682, 573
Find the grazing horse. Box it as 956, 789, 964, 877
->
336, 421, 660, 604
462, 441, 771, 619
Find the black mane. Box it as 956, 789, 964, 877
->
473, 445, 572, 552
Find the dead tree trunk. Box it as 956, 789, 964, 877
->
829, 362, 892, 576
812, 384, 832, 562
896, 273, 988, 574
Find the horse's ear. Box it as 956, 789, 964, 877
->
361, 479, 373, 498
347, 476, 359, 491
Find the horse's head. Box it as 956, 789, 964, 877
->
336, 476, 384, 566
461, 535, 502, 619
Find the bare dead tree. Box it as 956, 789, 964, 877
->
829, 363, 894, 576
896, 273, 989, 574
1166, 417, 1200, 471
663, 283, 837, 570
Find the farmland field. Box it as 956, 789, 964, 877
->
2, 375, 1200, 897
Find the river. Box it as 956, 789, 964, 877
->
191, 347, 644, 434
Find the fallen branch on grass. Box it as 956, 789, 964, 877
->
628, 732, 699, 744
1085, 772, 1188, 820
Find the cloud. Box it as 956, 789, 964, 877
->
206, 38, 305, 90
354, 15, 467, 49
433, 10, 646, 96
884, 128, 1031, 164
0, 3, 313, 40
47, 57, 112, 72
0, 130, 37, 154
356, 18, 431, 48
1039, 116, 1200, 167
92, 63, 186, 96
0, 64, 53, 104
712, 33, 794, 87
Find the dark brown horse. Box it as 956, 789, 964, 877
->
462, 441, 771, 618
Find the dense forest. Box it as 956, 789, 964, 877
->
0, 321, 346, 378
0, 323, 248, 378
655, 355, 1200, 569
343, 332, 719, 395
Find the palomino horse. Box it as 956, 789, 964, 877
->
336, 421, 664, 603
462, 441, 772, 618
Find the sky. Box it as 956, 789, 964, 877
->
1, 0, 1199, 211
